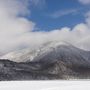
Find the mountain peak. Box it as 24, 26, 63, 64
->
42, 41, 71, 47
0, 41, 77, 62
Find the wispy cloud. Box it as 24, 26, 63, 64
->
48, 9, 80, 19
30, 0, 46, 8
78, 0, 90, 5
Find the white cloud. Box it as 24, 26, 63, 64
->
0, 0, 35, 53
0, 0, 47, 53
74, 11, 90, 50
78, 0, 90, 4
0, 0, 90, 54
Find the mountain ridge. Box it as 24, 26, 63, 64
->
0, 41, 88, 62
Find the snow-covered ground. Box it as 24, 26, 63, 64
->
0, 81, 90, 90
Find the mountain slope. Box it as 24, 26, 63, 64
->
1, 41, 90, 63
0, 41, 71, 62
0, 41, 90, 80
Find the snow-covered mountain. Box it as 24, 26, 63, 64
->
1, 41, 90, 64
0, 41, 90, 80
0, 41, 73, 62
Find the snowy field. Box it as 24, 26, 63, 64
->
0, 81, 90, 90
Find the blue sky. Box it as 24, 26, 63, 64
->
26, 0, 90, 31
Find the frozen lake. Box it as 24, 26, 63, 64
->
0, 81, 90, 90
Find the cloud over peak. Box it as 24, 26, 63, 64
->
0, 0, 90, 54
